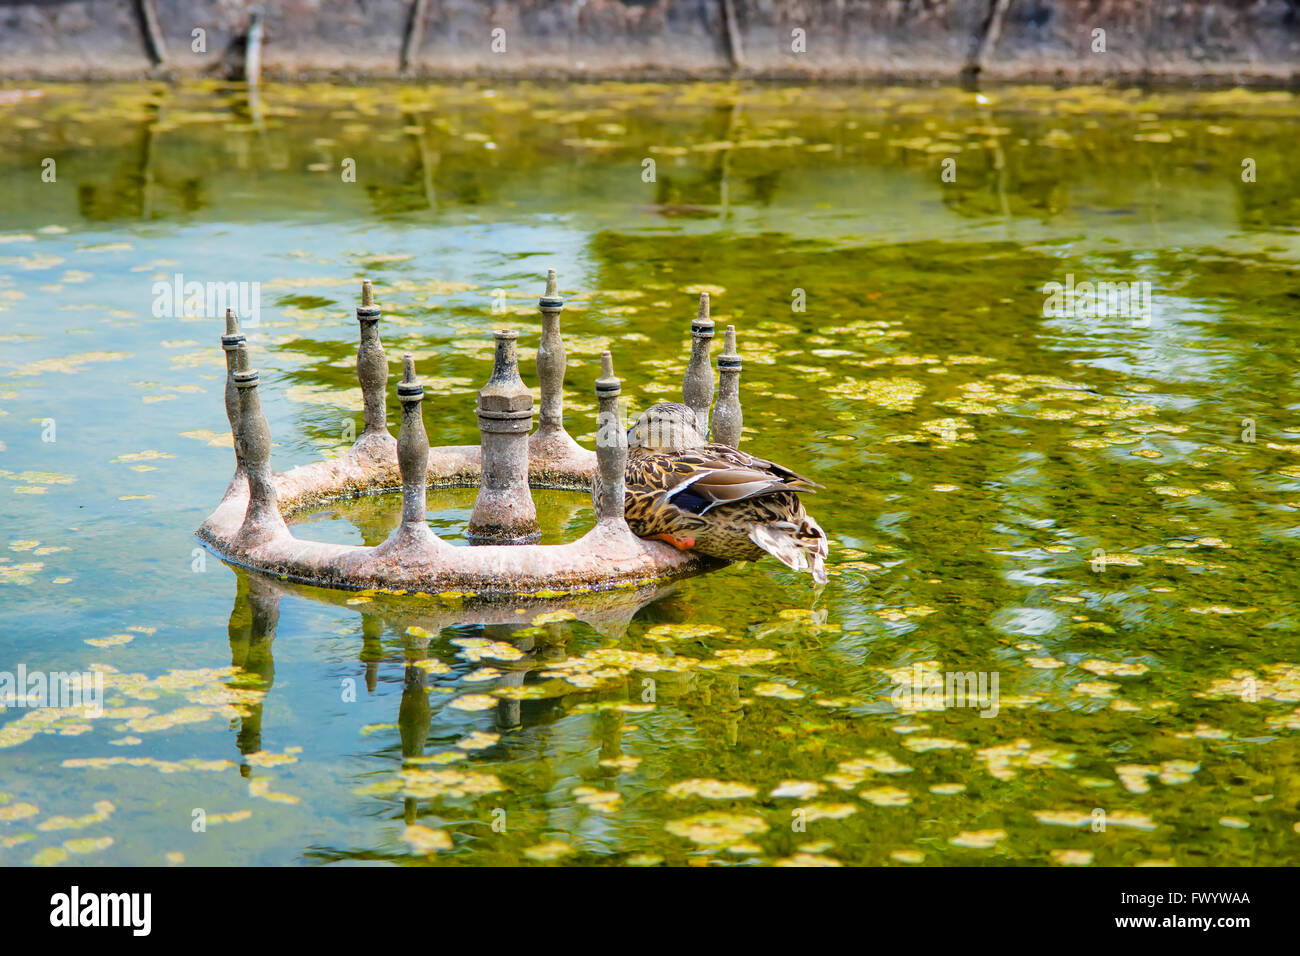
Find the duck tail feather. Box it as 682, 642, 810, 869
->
748, 522, 824, 580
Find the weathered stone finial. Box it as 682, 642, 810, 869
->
356, 279, 387, 439
467, 330, 540, 543
593, 350, 626, 523
536, 269, 566, 435
711, 324, 743, 447
682, 292, 715, 436
395, 354, 432, 540
221, 310, 248, 486
529, 270, 589, 482
232, 348, 287, 545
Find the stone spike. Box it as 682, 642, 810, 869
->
356, 281, 387, 438
468, 330, 539, 543
395, 353, 430, 535
593, 349, 626, 523
222, 322, 249, 478
487, 329, 521, 385
535, 272, 566, 433
232, 350, 286, 544
682, 293, 716, 436
712, 324, 743, 448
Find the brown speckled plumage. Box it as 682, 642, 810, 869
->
624, 403, 829, 582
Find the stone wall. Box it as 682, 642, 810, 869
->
1, 0, 1296, 83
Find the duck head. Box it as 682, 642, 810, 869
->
627, 402, 707, 453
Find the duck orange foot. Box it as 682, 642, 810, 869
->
652, 533, 696, 550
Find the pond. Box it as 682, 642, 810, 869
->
1, 81, 1298, 866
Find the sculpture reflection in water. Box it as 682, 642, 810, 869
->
219, 562, 748, 825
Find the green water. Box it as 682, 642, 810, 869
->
1, 81, 1298, 867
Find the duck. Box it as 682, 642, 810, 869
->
624, 402, 829, 583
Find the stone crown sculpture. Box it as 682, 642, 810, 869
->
197, 272, 746, 599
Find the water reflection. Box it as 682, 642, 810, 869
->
6, 83, 1298, 231
4, 81, 1300, 866
223, 561, 686, 762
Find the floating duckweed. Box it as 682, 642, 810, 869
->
1108, 811, 1158, 831
402, 825, 452, 853
1051, 849, 1094, 865
1198, 665, 1299, 703
31, 846, 69, 867
396, 767, 504, 800
524, 840, 574, 862
665, 812, 769, 846
976, 740, 1075, 781
774, 853, 842, 867
950, 829, 1005, 849
860, 786, 912, 807
1033, 810, 1093, 827
85, 633, 134, 648
903, 737, 968, 752
828, 751, 913, 790
244, 750, 298, 768
0, 802, 39, 821
449, 638, 527, 662
770, 781, 822, 799
599, 756, 641, 773
64, 836, 114, 854
531, 610, 576, 625
447, 694, 498, 712
249, 779, 300, 804
1081, 659, 1149, 677
825, 376, 925, 410
573, 787, 621, 812
645, 622, 724, 642
208, 810, 253, 825
930, 783, 966, 795
704, 648, 781, 668
666, 779, 758, 800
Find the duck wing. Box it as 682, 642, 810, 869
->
703, 443, 823, 490
656, 452, 810, 516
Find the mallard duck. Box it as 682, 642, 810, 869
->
624, 402, 828, 583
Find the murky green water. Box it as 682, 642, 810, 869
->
2, 81, 1298, 867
